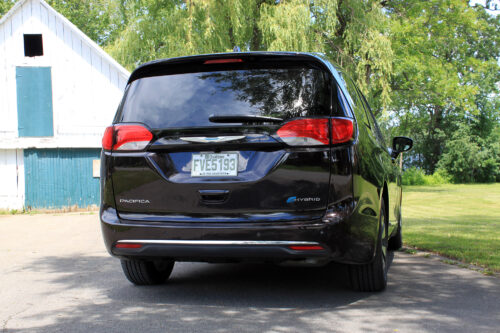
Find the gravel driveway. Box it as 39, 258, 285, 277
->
1, 213, 499, 332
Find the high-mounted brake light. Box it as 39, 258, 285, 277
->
276, 118, 353, 146
204, 58, 244, 64
101, 125, 153, 151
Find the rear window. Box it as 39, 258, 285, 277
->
117, 67, 332, 128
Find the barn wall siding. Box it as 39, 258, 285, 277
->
0, 149, 24, 210
24, 148, 101, 208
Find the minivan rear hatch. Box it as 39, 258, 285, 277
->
108, 54, 350, 223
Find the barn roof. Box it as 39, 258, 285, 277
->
0, 0, 129, 79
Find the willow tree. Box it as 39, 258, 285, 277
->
107, 0, 393, 110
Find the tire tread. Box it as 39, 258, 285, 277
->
120, 259, 174, 285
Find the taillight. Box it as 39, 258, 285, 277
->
102, 126, 114, 150
101, 125, 153, 151
204, 58, 243, 64
277, 118, 329, 145
330, 118, 354, 144
276, 118, 353, 146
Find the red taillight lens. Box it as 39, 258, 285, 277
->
114, 125, 153, 150
115, 243, 143, 249
331, 118, 354, 144
277, 118, 330, 145
102, 126, 114, 150
204, 58, 243, 64
101, 125, 153, 151
276, 118, 353, 146
289, 245, 325, 251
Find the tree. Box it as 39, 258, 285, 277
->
46, 0, 122, 46
0, 0, 16, 17
386, 0, 500, 175
438, 124, 498, 183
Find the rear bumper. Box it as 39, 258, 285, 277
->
113, 239, 329, 260
100, 206, 379, 264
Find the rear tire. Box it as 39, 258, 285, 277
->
120, 259, 174, 285
348, 199, 388, 292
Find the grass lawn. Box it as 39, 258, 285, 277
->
403, 183, 500, 272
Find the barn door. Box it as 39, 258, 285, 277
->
16, 67, 54, 137
24, 149, 101, 209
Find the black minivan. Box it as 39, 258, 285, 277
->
100, 52, 412, 291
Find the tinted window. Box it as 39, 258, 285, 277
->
357, 89, 387, 146
338, 72, 369, 125
119, 68, 331, 128
336, 72, 357, 109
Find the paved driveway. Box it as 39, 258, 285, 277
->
1, 213, 499, 333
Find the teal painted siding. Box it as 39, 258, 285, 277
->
16, 67, 54, 137
24, 149, 101, 208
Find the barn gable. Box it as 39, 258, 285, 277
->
0, 0, 130, 148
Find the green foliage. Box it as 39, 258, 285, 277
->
45, 0, 121, 46
0, 0, 16, 17
387, 0, 500, 174
402, 167, 450, 186
437, 124, 499, 183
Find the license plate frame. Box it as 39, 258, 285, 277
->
191, 153, 238, 177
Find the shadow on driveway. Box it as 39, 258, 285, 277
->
4, 251, 500, 332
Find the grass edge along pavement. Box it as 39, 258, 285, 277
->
402, 183, 500, 273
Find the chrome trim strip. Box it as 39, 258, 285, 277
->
180, 136, 246, 143
116, 240, 321, 246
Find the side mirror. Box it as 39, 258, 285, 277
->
392, 136, 413, 158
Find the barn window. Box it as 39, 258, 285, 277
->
24, 34, 44, 57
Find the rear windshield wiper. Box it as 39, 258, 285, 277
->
209, 114, 283, 124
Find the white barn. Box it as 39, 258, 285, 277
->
0, 0, 130, 209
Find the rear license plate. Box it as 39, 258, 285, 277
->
191, 153, 238, 177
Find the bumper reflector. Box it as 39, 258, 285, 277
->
115, 243, 143, 249
288, 245, 324, 251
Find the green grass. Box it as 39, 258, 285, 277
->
403, 183, 500, 272
0, 209, 23, 215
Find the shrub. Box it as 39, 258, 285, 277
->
437, 125, 499, 183
402, 167, 450, 185
402, 167, 426, 185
